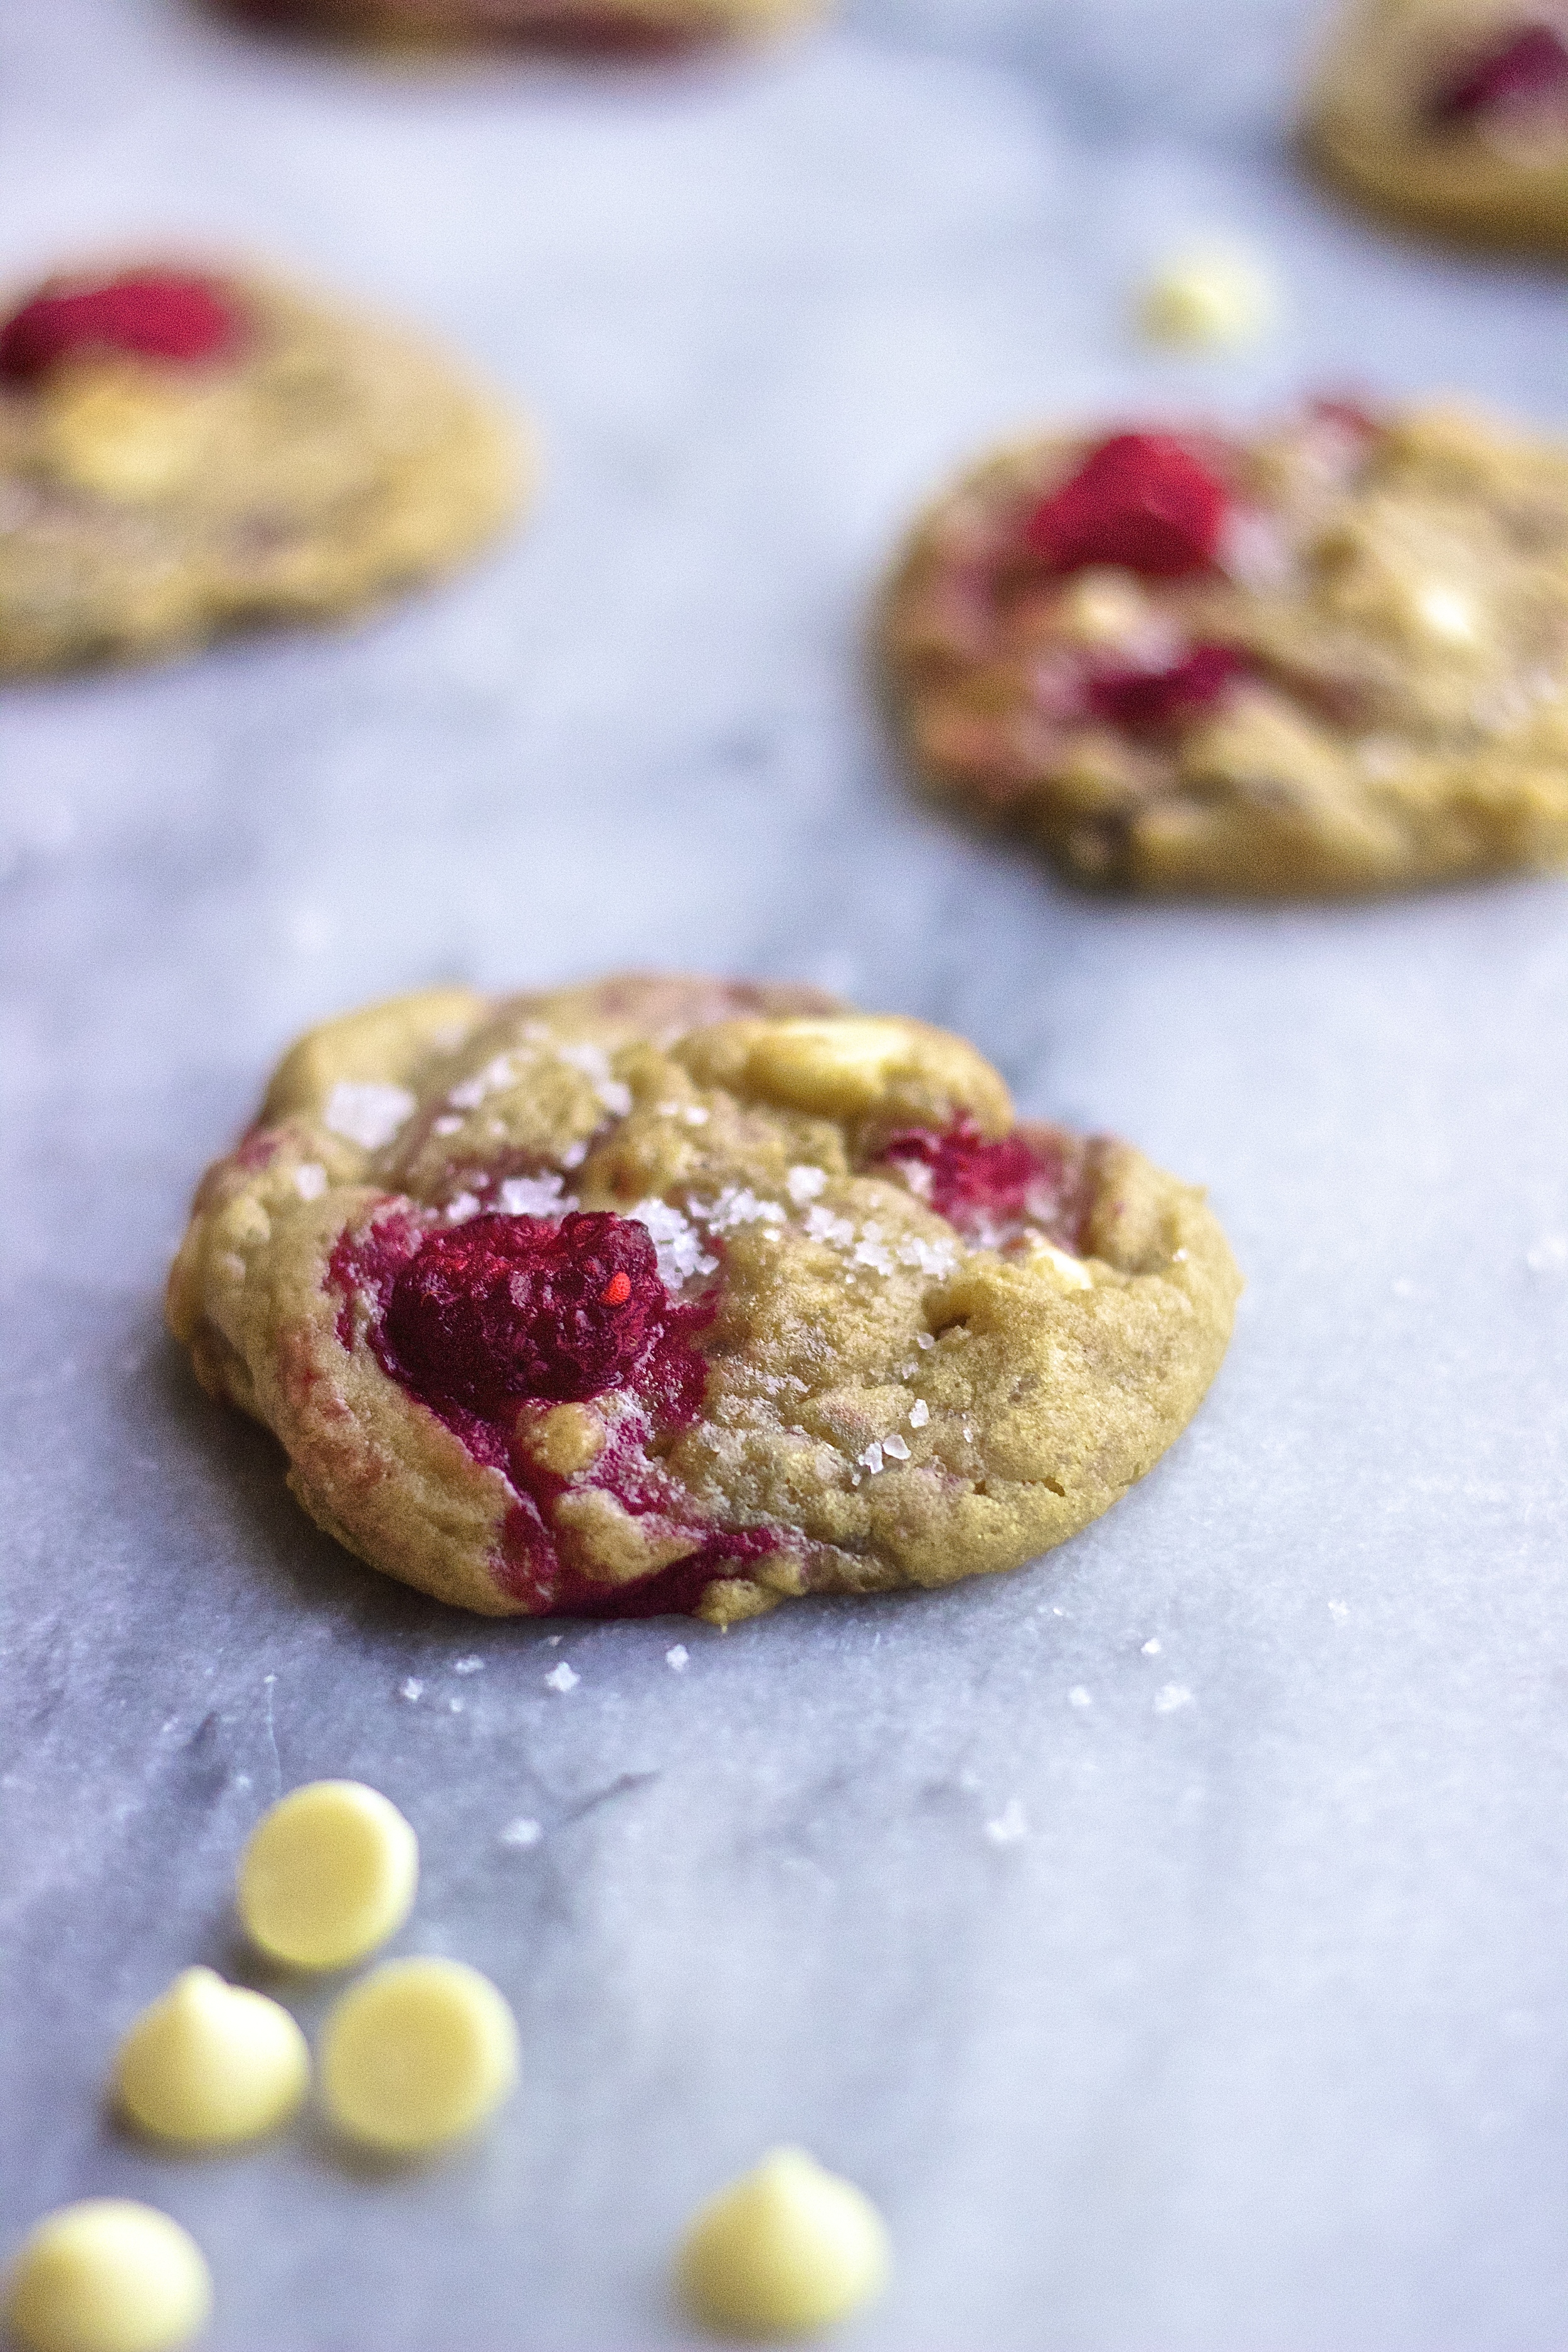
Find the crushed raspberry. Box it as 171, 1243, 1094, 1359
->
877, 1118, 1066, 1239
1086, 643, 1249, 731
1023, 433, 1228, 580
384, 1212, 669, 1412
0, 271, 239, 384
327, 1205, 768, 1619
1431, 24, 1568, 120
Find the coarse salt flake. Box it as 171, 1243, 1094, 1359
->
909, 1399, 930, 1428
293, 1162, 327, 1201
453, 1656, 485, 1675
805, 1204, 856, 1249
1153, 1683, 1193, 1715
706, 1187, 787, 1234
858, 1441, 884, 1474
544, 1663, 579, 1693
323, 1082, 416, 1151
882, 1433, 911, 1461
666, 1645, 690, 1671
985, 1798, 1028, 1845
500, 1818, 542, 1847
400, 1678, 423, 1702
630, 1198, 718, 1286
786, 1165, 828, 1205
498, 1172, 576, 1219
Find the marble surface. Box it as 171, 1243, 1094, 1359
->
4, 0, 1568, 2344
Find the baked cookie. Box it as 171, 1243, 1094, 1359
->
878, 400, 1568, 896
167, 975, 1240, 1624
208, 0, 819, 50
0, 262, 526, 674
1304, 0, 1568, 249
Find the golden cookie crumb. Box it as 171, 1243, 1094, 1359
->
676, 2146, 891, 2338
114, 1966, 309, 2147
1136, 246, 1276, 349
318, 1956, 519, 2154
237, 1781, 418, 1970
4, 2201, 212, 2352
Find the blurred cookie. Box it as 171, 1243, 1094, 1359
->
0, 261, 527, 674
878, 400, 1568, 895
1304, 0, 1568, 248
209, 0, 821, 48
167, 975, 1239, 1623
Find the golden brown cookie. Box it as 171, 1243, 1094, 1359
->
0, 262, 527, 675
877, 400, 1568, 896
1304, 0, 1568, 250
167, 975, 1241, 1624
208, 0, 820, 48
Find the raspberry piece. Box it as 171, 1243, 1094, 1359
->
879, 1120, 1062, 1237
0, 271, 239, 384
384, 1212, 670, 1411
1431, 24, 1568, 120
1086, 643, 1249, 731
1023, 433, 1227, 580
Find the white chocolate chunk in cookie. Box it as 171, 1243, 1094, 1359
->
38, 372, 217, 501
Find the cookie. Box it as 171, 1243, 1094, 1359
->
167, 975, 1240, 1624
877, 400, 1568, 896
209, 0, 819, 50
0, 262, 526, 674
1303, 0, 1568, 250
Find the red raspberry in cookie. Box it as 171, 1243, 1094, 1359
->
877, 1120, 1064, 1241
1086, 644, 1249, 731
1022, 433, 1227, 580
0, 270, 240, 382
384, 1212, 670, 1411
1430, 23, 1568, 122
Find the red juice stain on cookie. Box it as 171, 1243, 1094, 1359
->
1430, 23, 1568, 122
878, 1120, 1066, 1238
0, 270, 240, 383
1024, 433, 1227, 580
1087, 643, 1249, 730
329, 1208, 783, 1618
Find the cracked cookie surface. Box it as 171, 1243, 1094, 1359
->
167, 975, 1240, 1624
877, 400, 1568, 896
0, 261, 526, 674
1304, 0, 1568, 250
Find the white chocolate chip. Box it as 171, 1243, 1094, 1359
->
676, 2148, 891, 2337
1138, 245, 1276, 349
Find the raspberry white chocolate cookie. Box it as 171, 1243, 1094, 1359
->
878, 402, 1568, 896
214, 0, 820, 48
1304, 0, 1568, 249
167, 975, 1239, 1624
0, 262, 526, 674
